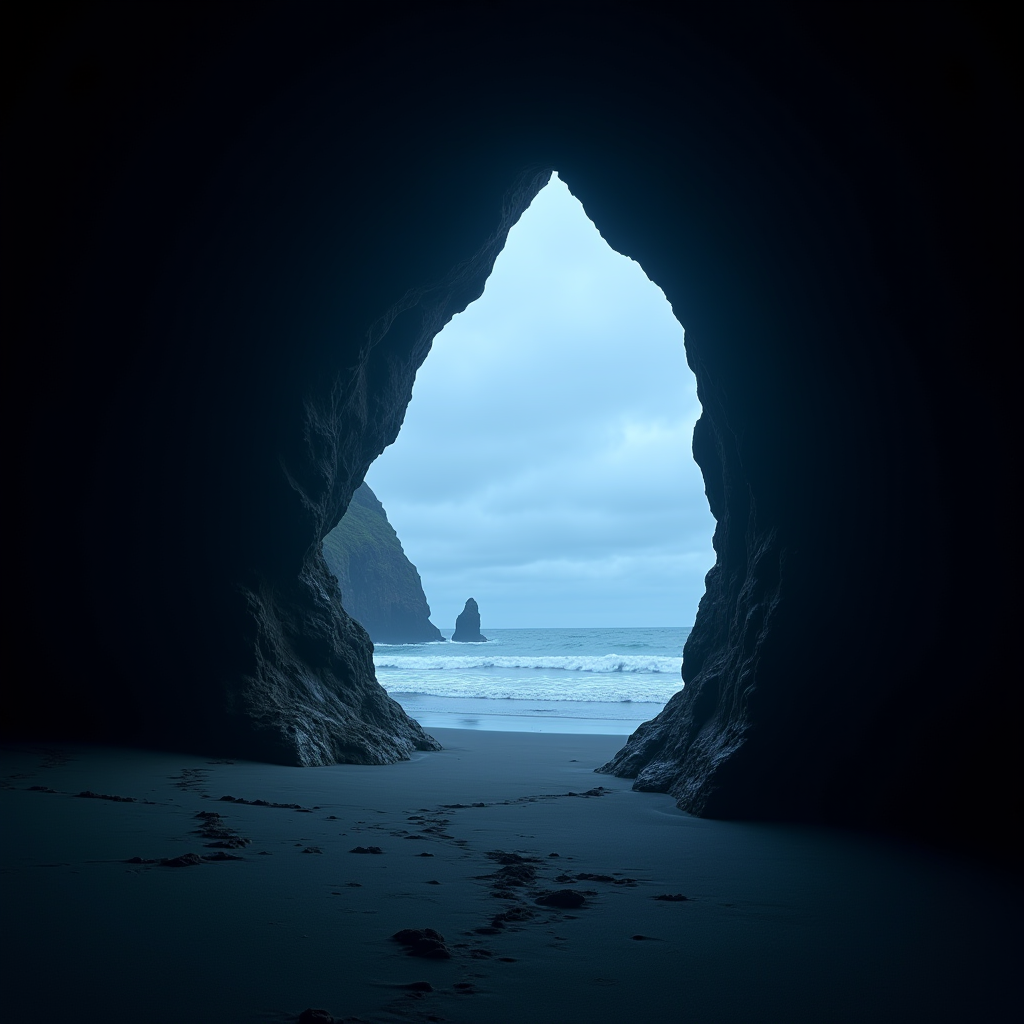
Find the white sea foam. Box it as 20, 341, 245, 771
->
379, 673, 681, 703
372, 654, 679, 674
373, 628, 687, 707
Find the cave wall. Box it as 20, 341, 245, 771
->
5, 3, 1018, 861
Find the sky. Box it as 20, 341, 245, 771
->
364, 173, 716, 629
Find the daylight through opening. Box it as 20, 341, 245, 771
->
323, 173, 715, 735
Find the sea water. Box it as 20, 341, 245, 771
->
374, 626, 688, 735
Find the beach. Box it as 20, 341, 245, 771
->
1, 728, 1019, 1023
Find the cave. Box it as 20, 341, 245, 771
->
6, 0, 1019, 882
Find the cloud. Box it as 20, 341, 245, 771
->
364, 174, 716, 627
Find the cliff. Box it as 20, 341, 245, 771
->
452, 598, 488, 643
5, 3, 1018, 863
322, 484, 443, 645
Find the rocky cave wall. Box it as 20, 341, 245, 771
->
5, 3, 1018, 863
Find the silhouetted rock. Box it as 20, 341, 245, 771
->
322, 484, 444, 645
452, 599, 487, 643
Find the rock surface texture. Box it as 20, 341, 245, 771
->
452, 599, 488, 643
5, 4, 1018, 863
322, 484, 444, 645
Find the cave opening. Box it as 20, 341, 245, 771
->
324, 172, 715, 737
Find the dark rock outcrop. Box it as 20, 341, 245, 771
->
452, 598, 487, 643
5, 4, 1018, 863
322, 484, 443, 645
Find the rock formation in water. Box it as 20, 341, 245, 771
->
452, 599, 488, 643
5, 5, 1018, 863
322, 484, 444, 645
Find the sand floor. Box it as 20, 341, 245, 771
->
1, 729, 1020, 1023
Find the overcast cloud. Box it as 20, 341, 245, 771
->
364, 174, 716, 628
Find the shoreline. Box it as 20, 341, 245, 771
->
393, 693, 663, 735
2, 730, 1019, 1023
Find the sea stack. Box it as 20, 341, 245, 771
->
452, 598, 488, 642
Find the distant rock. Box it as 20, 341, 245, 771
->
322, 484, 444, 645
452, 598, 487, 642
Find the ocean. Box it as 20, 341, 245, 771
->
374, 626, 688, 735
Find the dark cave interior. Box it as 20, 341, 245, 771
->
4, 2, 1019, 869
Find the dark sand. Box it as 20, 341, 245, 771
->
1, 729, 1019, 1023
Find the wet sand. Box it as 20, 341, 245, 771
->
1, 729, 1019, 1023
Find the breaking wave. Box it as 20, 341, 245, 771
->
372, 654, 679, 674
378, 673, 680, 704
372, 628, 686, 707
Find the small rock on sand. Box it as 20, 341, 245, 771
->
297, 1010, 334, 1024
162, 853, 205, 867
535, 889, 586, 909
392, 928, 452, 959
492, 906, 534, 926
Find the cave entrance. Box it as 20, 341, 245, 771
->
324, 173, 714, 736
